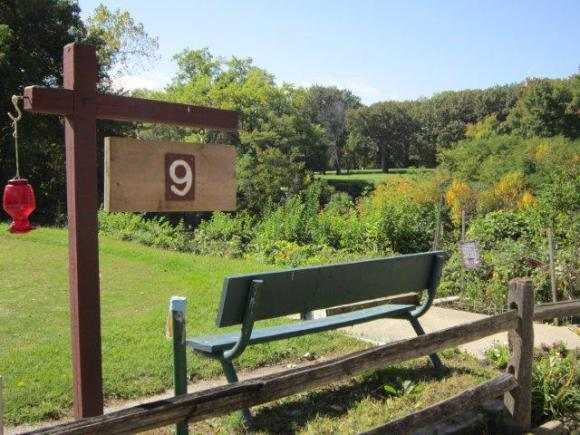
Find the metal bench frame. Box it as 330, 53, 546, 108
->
178, 251, 447, 425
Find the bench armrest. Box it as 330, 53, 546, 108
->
410, 252, 447, 318
222, 279, 263, 361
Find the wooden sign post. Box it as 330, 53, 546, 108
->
23, 43, 239, 418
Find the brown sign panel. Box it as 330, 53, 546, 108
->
104, 137, 236, 212
165, 153, 195, 201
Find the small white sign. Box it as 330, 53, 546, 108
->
459, 241, 481, 269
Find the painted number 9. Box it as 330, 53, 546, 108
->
165, 153, 195, 201
169, 159, 192, 196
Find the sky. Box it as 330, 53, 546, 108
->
78, 0, 580, 104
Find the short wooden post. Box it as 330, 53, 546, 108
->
460, 208, 466, 242
170, 297, 188, 435
504, 278, 534, 431
547, 227, 559, 325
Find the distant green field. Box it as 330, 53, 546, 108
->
318, 168, 434, 186
0, 225, 363, 425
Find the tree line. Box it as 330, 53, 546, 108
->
1, 1, 578, 222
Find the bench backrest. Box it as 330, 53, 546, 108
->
215, 251, 446, 327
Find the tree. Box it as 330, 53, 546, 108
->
0, 0, 85, 222
506, 77, 579, 138
303, 86, 360, 174
0, 1, 158, 223
85, 4, 159, 87
139, 48, 328, 172
348, 101, 417, 172
237, 147, 310, 214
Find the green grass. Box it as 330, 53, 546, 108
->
188, 349, 500, 434
0, 224, 363, 425
318, 168, 434, 185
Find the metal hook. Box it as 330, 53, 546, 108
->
8, 95, 23, 123
7, 95, 24, 178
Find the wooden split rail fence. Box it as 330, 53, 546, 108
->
27, 278, 580, 434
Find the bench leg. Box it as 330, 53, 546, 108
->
408, 317, 444, 370
219, 358, 253, 426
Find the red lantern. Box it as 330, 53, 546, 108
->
3, 178, 36, 233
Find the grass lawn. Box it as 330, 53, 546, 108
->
318, 168, 434, 186
188, 349, 499, 434
0, 225, 364, 425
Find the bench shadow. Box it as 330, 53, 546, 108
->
248, 360, 472, 433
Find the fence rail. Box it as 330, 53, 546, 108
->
361, 373, 518, 434
27, 286, 580, 435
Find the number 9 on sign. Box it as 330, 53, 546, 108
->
165, 153, 195, 201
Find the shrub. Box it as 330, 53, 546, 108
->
312, 193, 367, 252
531, 344, 580, 425
192, 211, 255, 257
361, 186, 436, 254
485, 343, 579, 426
98, 210, 193, 251
236, 148, 312, 214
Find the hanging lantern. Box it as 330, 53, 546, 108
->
3, 95, 36, 233
3, 178, 35, 233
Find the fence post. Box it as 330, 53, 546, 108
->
170, 297, 188, 435
547, 227, 559, 325
504, 278, 534, 431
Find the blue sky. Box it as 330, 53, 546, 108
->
79, 0, 580, 104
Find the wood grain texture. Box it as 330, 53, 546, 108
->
23, 86, 239, 131
216, 251, 445, 327
504, 278, 534, 431
361, 373, 518, 434
533, 299, 580, 321
63, 43, 103, 418
28, 310, 518, 434
104, 137, 236, 212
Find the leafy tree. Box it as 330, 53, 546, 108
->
303, 86, 360, 174
348, 101, 417, 172
0, 0, 85, 222
465, 113, 501, 139
139, 48, 328, 172
506, 77, 579, 138
237, 147, 310, 214
412, 85, 519, 157
85, 4, 159, 85
0, 1, 157, 223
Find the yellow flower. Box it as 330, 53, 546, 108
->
518, 191, 536, 208
493, 171, 525, 209
445, 179, 476, 225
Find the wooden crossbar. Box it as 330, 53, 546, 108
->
23, 86, 239, 131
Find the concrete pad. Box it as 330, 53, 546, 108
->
342, 306, 580, 358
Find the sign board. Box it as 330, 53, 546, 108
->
459, 240, 481, 269
104, 137, 236, 212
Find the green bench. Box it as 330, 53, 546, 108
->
171, 251, 447, 426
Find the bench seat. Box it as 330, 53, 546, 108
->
188, 303, 414, 354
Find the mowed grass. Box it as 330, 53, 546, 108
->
0, 225, 364, 425
183, 349, 499, 434
318, 168, 434, 186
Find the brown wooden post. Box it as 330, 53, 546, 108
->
504, 277, 534, 431
22, 42, 239, 420
63, 43, 103, 418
